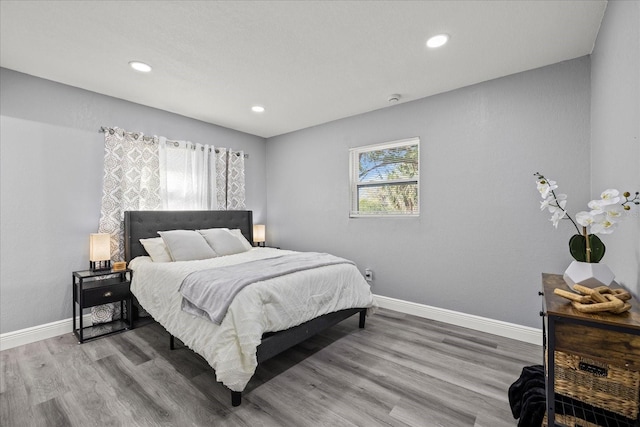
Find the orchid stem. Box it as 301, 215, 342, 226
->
550, 187, 582, 234
583, 226, 591, 263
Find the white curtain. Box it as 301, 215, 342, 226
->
160, 141, 246, 211
98, 128, 161, 261
159, 138, 217, 210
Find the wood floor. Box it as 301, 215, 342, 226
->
1, 308, 542, 426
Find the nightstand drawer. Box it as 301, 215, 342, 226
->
82, 281, 130, 307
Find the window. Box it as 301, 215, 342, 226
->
349, 137, 419, 217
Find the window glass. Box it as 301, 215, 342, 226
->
349, 137, 419, 217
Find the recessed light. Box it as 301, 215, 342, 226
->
251, 105, 265, 113
129, 61, 152, 73
426, 34, 449, 48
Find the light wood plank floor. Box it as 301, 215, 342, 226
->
1, 308, 542, 426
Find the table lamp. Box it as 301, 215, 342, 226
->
253, 224, 266, 247
89, 233, 112, 271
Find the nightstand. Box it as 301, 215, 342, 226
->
541, 273, 640, 426
72, 268, 133, 343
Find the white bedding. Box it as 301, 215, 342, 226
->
129, 248, 376, 392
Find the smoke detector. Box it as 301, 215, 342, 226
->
388, 94, 401, 103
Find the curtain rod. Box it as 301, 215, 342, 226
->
99, 127, 249, 158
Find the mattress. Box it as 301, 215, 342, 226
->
129, 248, 376, 391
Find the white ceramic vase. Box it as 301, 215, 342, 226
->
563, 260, 615, 289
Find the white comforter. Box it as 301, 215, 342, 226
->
129, 248, 376, 392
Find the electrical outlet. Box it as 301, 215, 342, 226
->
364, 268, 373, 282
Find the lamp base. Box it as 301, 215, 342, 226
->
90, 260, 112, 272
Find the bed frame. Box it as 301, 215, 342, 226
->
123, 210, 366, 406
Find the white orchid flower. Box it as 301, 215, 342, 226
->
548, 198, 566, 213
575, 211, 595, 227
548, 199, 567, 227
540, 197, 553, 211
550, 209, 566, 228
599, 189, 621, 205
537, 179, 557, 199
591, 218, 618, 234
540, 194, 566, 211
587, 199, 605, 213
588, 190, 622, 213
602, 204, 623, 222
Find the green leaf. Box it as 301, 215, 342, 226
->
568, 234, 606, 263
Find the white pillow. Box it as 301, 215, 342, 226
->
139, 237, 173, 262
158, 230, 217, 261
198, 228, 251, 256
230, 229, 253, 251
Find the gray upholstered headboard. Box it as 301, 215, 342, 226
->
124, 210, 254, 262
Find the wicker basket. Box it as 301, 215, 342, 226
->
554, 351, 640, 420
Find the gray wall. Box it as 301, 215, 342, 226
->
266, 57, 591, 329
590, 0, 640, 297
4, 1, 636, 335
0, 68, 267, 334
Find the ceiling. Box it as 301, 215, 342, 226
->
0, 1, 607, 138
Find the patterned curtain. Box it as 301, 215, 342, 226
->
98, 127, 161, 261
98, 127, 246, 260
227, 149, 246, 210
95, 127, 160, 323
214, 147, 246, 210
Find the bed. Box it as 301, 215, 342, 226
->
123, 210, 375, 406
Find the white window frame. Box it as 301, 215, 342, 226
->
349, 137, 420, 218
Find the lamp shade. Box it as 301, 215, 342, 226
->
253, 224, 265, 243
89, 233, 111, 261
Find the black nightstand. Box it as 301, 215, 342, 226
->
72, 268, 133, 343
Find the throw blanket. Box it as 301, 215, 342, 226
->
508, 365, 546, 427
180, 252, 355, 324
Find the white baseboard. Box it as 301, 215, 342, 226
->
0, 314, 92, 351
373, 294, 542, 345
1, 296, 542, 351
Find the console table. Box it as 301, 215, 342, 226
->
541, 273, 640, 426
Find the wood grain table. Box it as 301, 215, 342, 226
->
541, 273, 640, 426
